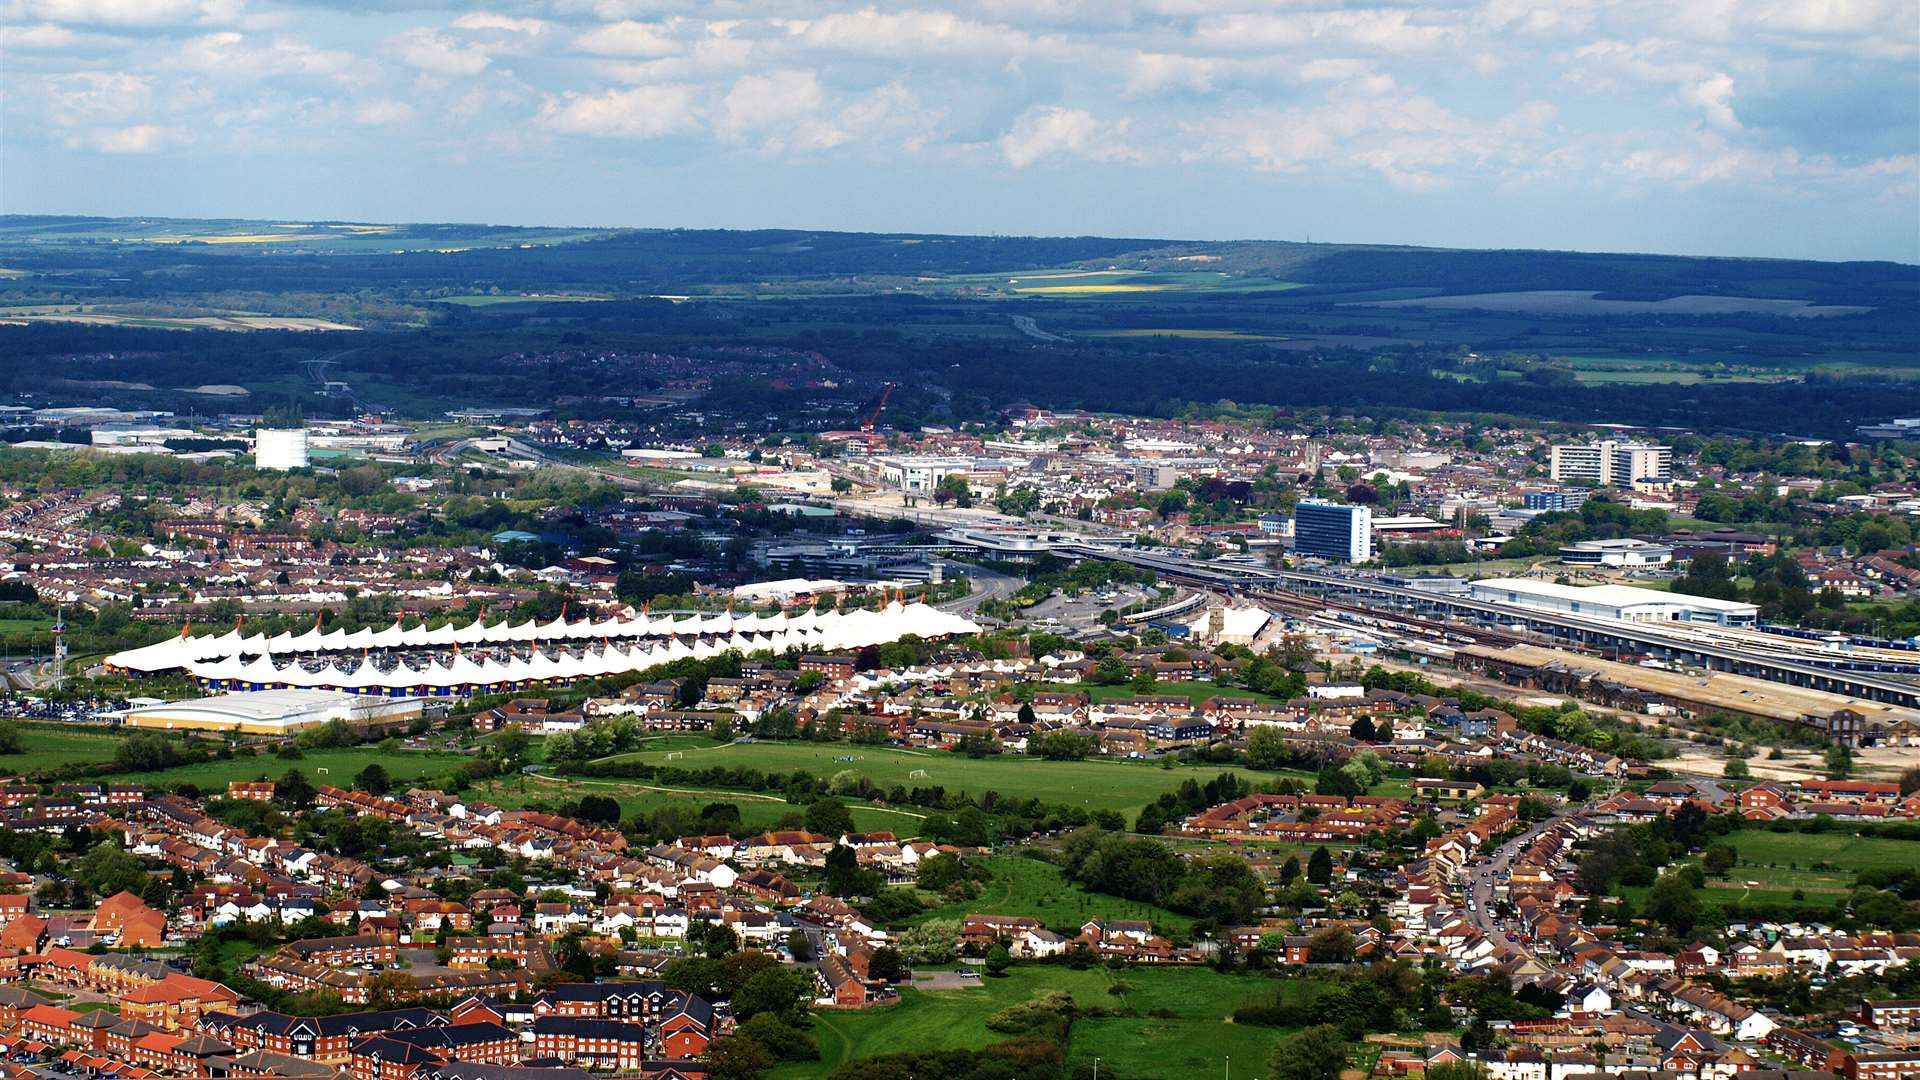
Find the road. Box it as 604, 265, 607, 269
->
937, 564, 1022, 618
1461, 807, 1582, 961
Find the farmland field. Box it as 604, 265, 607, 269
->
768, 963, 1306, 1080
596, 740, 1279, 817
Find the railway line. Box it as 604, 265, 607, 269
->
1047, 542, 1920, 709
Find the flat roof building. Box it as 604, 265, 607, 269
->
1469, 577, 1757, 626
1549, 441, 1671, 487
1293, 501, 1372, 563
1559, 538, 1674, 567
118, 690, 423, 735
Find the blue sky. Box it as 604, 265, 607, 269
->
3, 0, 1916, 262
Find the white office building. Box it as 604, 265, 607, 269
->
875, 455, 974, 493
1549, 441, 1672, 487
1293, 500, 1373, 562
254, 427, 310, 471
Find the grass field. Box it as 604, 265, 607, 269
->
909, 854, 1196, 934
0, 724, 130, 774
437, 294, 612, 306
1084, 329, 1287, 341
1711, 830, 1920, 892
596, 741, 1277, 818
102, 746, 464, 789
473, 772, 912, 833
768, 964, 1303, 1080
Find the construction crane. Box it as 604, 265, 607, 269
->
859, 382, 895, 453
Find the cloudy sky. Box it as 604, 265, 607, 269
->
3, 0, 1916, 261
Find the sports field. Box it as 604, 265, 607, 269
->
476, 772, 914, 834
102, 746, 464, 789
0, 724, 130, 773
598, 740, 1277, 817
1703, 830, 1920, 894
768, 964, 1305, 1080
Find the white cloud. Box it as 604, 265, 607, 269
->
393, 28, 491, 76
1124, 52, 1216, 96
452, 12, 548, 36
1190, 9, 1460, 54
354, 98, 412, 125
176, 31, 357, 80
0, 22, 77, 47
574, 19, 679, 57
539, 83, 697, 138
1000, 105, 1130, 167
46, 70, 151, 125
1680, 72, 1741, 130
67, 123, 170, 152
781, 9, 1033, 56
16, 0, 239, 27
719, 69, 824, 140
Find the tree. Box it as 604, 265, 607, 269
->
896, 919, 959, 964
1826, 744, 1856, 779
731, 966, 812, 1023
1092, 654, 1130, 685
1306, 927, 1355, 964
1702, 844, 1738, 876
74, 842, 147, 898
354, 763, 391, 796
703, 1036, 775, 1080
365, 971, 415, 1009
1307, 845, 1334, 885
1269, 1024, 1349, 1080
1902, 766, 1920, 797
735, 1013, 819, 1062
0, 722, 22, 755
868, 946, 906, 983
1722, 757, 1749, 780
1644, 871, 1703, 935
1245, 725, 1293, 770
277, 768, 316, 809
1349, 716, 1376, 742
491, 724, 531, 768
984, 942, 1012, 977
805, 799, 854, 838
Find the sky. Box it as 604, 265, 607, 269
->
2, 0, 1917, 263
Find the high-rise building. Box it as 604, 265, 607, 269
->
255, 427, 310, 471
1292, 500, 1372, 562
1549, 441, 1671, 486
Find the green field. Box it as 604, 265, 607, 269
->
939, 267, 1306, 299
598, 741, 1275, 817
1711, 830, 1920, 892
0, 723, 130, 774
769, 963, 1305, 1080
103, 746, 464, 790
437, 294, 612, 307
909, 854, 1195, 934
476, 772, 913, 834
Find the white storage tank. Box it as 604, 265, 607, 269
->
255, 427, 310, 471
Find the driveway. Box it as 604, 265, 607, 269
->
911, 970, 983, 990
